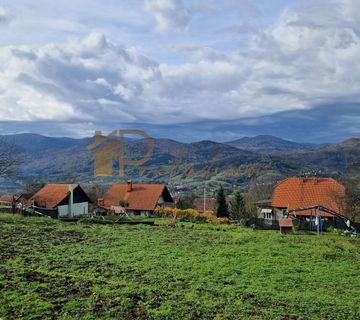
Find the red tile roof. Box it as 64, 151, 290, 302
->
193, 198, 216, 212
0, 194, 15, 202
271, 177, 345, 217
279, 218, 293, 228
102, 183, 173, 211
30, 184, 79, 209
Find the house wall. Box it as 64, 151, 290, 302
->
58, 202, 88, 217
127, 210, 151, 217
256, 207, 286, 221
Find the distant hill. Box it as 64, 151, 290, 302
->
0, 133, 358, 194
226, 135, 323, 153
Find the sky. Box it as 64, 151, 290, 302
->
0, 0, 359, 143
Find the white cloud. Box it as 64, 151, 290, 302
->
1, 0, 360, 133
0, 7, 11, 25
144, 0, 190, 32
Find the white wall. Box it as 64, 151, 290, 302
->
58, 202, 88, 217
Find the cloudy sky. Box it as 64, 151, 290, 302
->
0, 0, 359, 142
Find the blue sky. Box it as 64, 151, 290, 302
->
0, 0, 359, 142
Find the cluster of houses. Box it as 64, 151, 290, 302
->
0, 180, 174, 219
0, 177, 352, 231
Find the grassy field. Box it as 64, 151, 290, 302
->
0, 215, 359, 320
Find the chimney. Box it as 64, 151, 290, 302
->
127, 180, 132, 192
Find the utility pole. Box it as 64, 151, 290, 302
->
203, 183, 206, 212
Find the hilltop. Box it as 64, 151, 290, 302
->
1, 133, 359, 193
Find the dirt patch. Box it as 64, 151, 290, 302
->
52, 230, 85, 242
23, 270, 53, 282
53, 230, 84, 238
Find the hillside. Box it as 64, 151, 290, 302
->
0, 133, 359, 193
226, 135, 322, 153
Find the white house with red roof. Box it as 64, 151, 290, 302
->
98, 180, 173, 216
257, 177, 346, 221
30, 184, 91, 218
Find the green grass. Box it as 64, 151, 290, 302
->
0, 214, 359, 320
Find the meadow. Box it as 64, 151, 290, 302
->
0, 214, 359, 320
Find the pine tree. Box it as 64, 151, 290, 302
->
215, 185, 229, 218
230, 190, 247, 220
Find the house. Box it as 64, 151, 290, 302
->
192, 198, 216, 212
257, 177, 345, 221
30, 184, 91, 218
99, 180, 173, 216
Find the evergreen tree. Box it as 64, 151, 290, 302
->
215, 185, 229, 218
230, 190, 247, 220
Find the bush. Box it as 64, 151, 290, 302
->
155, 207, 229, 224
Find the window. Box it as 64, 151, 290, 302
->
261, 209, 273, 219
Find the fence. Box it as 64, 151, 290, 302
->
0, 201, 16, 213
246, 218, 357, 231
23, 206, 59, 219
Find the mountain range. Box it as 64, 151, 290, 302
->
1, 133, 359, 194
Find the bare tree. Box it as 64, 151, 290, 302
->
244, 180, 276, 217
0, 137, 24, 179
331, 177, 360, 222
344, 179, 360, 222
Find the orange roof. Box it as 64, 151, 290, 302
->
30, 184, 79, 209
279, 218, 293, 228
271, 177, 345, 217
102, 183, 173, 211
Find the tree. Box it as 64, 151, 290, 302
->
25, 180, 46, 194
0, 137, 24, 179
176, 193, 196, 210
244, 180, 275, 217
230, 190, 247, 220
344, 179, 360, 222
119, 199, 129, 208
84, 183, 105, 212
215, 185, 229, 218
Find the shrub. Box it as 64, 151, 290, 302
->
155, 207, 229, 224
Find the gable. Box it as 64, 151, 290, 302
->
31, 184, 90, 209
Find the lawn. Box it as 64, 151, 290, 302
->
0, 214, 359, 320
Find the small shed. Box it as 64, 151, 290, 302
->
279, 218, 293, 234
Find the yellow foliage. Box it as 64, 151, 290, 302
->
155, 207, 229, 224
